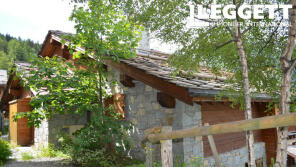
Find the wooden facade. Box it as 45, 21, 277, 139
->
201, 102, 277, 166
9, 98, 34, 146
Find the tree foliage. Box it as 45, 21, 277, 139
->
15, 0, 142, 165
117, 0, 295, 166
118, 0, 292, 103
0, 33, 40, 70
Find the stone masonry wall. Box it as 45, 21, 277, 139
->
108, 67, 266, 166
204, 142, 266, 167
181, 102, 203, 163
108, 67, 203, 163
34, 113, 88, 148
48, 113, 88, 144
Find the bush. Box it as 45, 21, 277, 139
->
58, 112, 132, 167
0, 139, 12, 165
37, 144, 69, 159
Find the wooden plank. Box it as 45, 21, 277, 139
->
9, 102, 18, 145
145, 142, 153, 167
146, 113, 296, 143
193, 96, 272, 103
205, 123, 222, 167
105, 59, 193, 105
193, 97, 228, 102
161, 126, 173, 167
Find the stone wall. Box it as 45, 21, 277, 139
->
108, 67, 203, 163
107, 67, 266, 166
124, 81, 203, 162
204, 142, 266, 167
48, 113, 87, 144
34, 113, 87, 148
181, 103, 203, 163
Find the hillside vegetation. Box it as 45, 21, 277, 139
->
0, 33, 41, 70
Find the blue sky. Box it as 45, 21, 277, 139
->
0, 0, 75, 43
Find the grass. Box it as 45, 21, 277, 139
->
36, 145, 70, 159
21, 152, 34, 161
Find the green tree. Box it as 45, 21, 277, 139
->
17, 57, 132, 166
15, 0, 142, 165
67, 0, 142, 115
0, 33, 40, 70
118, 0, 294, 166
0, 36, 8, 53
8, 39, 25, 61
0, 51, 10, 70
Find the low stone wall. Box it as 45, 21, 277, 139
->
204, 142, 266, 167
48, 113, 87, 144
34, 113, 87, 148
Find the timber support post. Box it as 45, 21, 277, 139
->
161, 126, 173, 167
205, 123, 222, 167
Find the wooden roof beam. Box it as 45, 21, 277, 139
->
192, 96, 272, 103
105, 59, 193, 105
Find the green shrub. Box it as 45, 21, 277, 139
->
56, 132, 73, 155
58, 112, 132, 167
21, 152, 34, 161
37, 144, 69, 158
0, 139, 12, 165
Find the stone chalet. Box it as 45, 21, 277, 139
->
0, 30, 283, 167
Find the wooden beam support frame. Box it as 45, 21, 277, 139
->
205, 123, 222, 167
192, 96, 272, 103
105, 59, 193, 105
146, 113, 296, 143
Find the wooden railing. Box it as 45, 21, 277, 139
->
142, 113, 296, 167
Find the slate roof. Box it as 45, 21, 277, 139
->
43, 30, 271, 100
15, 62, 32, 73
0, 70, 7, 86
